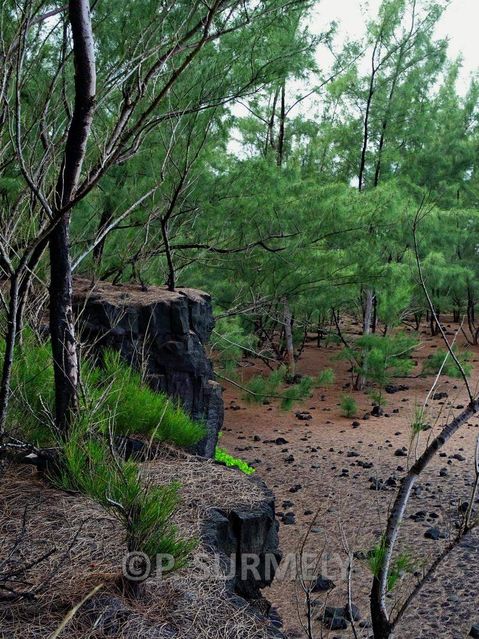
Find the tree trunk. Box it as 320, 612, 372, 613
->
372, 292, 378, 333
370, 398, 479, 638
49, 220, 79, 433
0, 277, 19, 438
283, 298, 295, 378
50, 0, 96, 434
92, 208, 112, 266
356, 288, 374, 390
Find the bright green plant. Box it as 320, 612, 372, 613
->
340, 394, 358, 418
4, 334, 56, 446
422, 347, 472, 379
98, 351, 205, 447
5, 338, 204, 449
215, 446, 255, 475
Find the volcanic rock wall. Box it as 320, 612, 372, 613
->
73, 278, 223, 457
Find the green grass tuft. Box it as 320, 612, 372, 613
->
4, 337, 204, 449
99, 351, 205, 447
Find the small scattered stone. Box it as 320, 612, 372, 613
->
281, 512, 296, 525
385, 384, 409, 394
424, 527, 446, 540
311, 576, 335, 592
343, 603, 361, 622
469, 624, 479, 638
295, 411, 312, 421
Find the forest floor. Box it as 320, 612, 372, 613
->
220, 320, 479, 639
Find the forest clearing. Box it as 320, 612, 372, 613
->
221, 320, 479, 638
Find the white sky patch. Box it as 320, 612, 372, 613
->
311, 0, 479, 91
230, 0, 479, 155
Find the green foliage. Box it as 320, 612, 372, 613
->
243, 366, 313, 410
56, 426, 195, 575
215, 446, 255, 475
324, 334, 342, 347
98, 351, 205, 447
410, 405, 429, 436
315, 367, 335, 387
422, 348, 472, 379
280, 376, 314, 410
5, 337, 204, 449
367, 540, 415, 592
209, 317, 257, 378
340, 394, 358, 418
1, 333, 55, 446
368, 388, 387, 408
341, 333, 418, 390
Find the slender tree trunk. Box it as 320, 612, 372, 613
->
92, 208, 112, 266
49, 221, 79, 432
0, 277, 19, 438
283, 297, 295, 378
358, 61, 377, 191
50, 0, 96, 434
370, 398, 479, 639
161, 218, 175, 292
263, 87, 279, 157
356, 288, 374, 390
467, 291, 477, 345
372, 292, 378, 333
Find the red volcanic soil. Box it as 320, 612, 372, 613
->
219, 322, 479, 639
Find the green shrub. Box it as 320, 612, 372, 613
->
2, 334, 56, 446
57, 427, 195, 579
315, 367, 335, 387
324, 333, 341, 346
243, 366, 314, 410
367, 539, 414, 591
368, 388, 386, 408
339, 333, 418, 391
340, 394, 357, 418
280, 375, 314, 410
244, 366, 287, 402
410, 405, 429, 436
422, 348, 472, 379
215, 446, 255, 475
